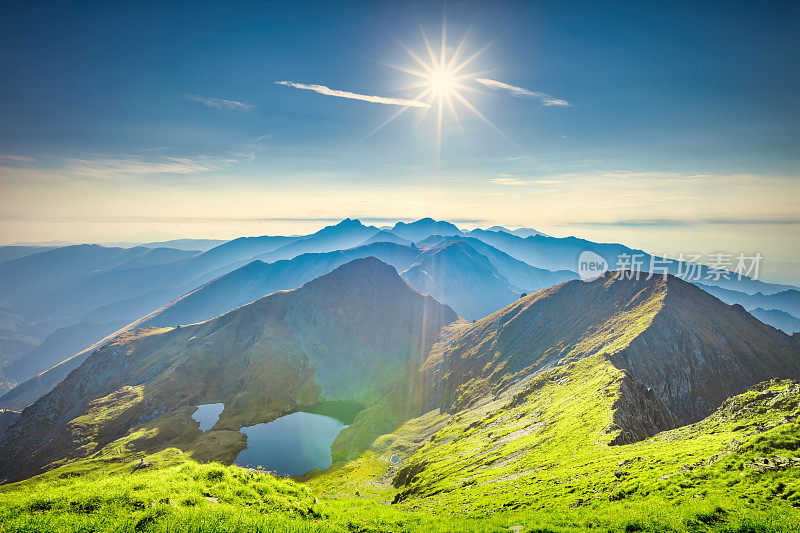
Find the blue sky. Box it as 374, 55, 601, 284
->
0, 1, 798, 280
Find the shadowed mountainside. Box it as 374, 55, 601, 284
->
0, 258, 458, 481
423, 271, 800, 422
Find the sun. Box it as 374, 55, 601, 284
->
387, 23, 508, 165
425, 65, 459, 97
350, 22, 508, 167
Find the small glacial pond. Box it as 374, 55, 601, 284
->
192, 403, 224, 431
234, 401, 363, 477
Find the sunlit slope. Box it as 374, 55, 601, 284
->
0, 320, 798, 531
424, 272, 800, 422
309, 359, 800, 531
0, 450, 331, 533
3, 370, 796, 532
0, 258, 458, 481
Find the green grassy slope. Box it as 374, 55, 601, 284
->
2, 269, 799, 531
2, 360, 797, 532
312, 358, 800, 532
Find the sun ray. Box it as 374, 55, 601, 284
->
445, 27, 473, 72
387, 25, 515, 164
380, 62, 429, 80
362, 87, 433, 141
419, 26, 440, 70
436, 96, 444, 167
325, 87, 435, 168
451, 90, 519, 149
440, 18, 446, 70
452, 37, 498, 74
393, 37, 435, 74
444, 92, 464, 135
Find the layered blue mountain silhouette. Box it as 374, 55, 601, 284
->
0, 217, 797, 411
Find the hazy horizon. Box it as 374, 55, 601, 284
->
1, 1, 798, 282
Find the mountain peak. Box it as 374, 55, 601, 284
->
299, 256, 409, 296
427, 269, 800, 422
322, 255, 395, 277
361, 230, 413, 246
335, 218, 364, 227
390, 218, 462, 242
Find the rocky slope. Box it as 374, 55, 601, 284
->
423, 271, 800, 422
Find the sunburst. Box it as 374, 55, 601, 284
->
391, 22, 509, 165
349, 22, 509, 167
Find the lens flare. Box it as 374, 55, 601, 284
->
386, 22, 510, 166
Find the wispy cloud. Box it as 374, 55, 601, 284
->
0, 154, 35, 163
489, 176, 528, 186
275, 81, 430, 108
474, 78, 570, 107
570, 218, 800, 227
496, 155, 536, 163
62, 154, 252, 179
0, 152, 253, 183
182, 92, 254, 111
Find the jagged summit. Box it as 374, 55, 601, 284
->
333, 217, 364, 227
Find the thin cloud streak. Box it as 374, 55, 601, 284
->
275, 81, 430, 108
489, 177, 528, 186
570, 218, 800, 227
62, 154, 249, 179
0, 152, 254, 182
0, 154, 35, 163
0, 215, 488, 225
474, 78, 570, 107
182, 93, 255, 111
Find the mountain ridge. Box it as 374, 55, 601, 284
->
423, 271, 800, 422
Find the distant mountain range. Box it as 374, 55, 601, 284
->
748, 307, 800, 335
0, 217, 797, 414
0, 236, 572, 409
696, 283, 800, 329
1, 257, 797, 485
486, 225, 547, 238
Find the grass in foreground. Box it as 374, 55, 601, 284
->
2, 362, 799, 532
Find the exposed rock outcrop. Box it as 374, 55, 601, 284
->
606, 371, 681, 445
